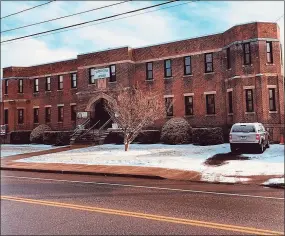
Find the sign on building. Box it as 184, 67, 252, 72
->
94, 68, 110, 80
77, 112, 88, 119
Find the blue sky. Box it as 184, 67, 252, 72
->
1, 1, 284, 74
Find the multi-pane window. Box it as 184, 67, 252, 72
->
165, 97, 173, 116
71, 73, 77, 88
46, 77, 51, 91
184, 56, 192, 75
71, 105, 76, 121
18, 109, 24, 124
245, 89, 254, 112
205, 53, 213, 73
45, 107, 51, 123
164, 59, 172, 78
228, 91, 233, 114
58, 106, 64, 122
269, 88, 276, 111
266, 41, 273, 64
34, 108, 39, 123
227, 47, 231, 69
184, 96, 193, 115
58, 75, 63, 90
4, 80, 8, 94
89, 68, 96, 84
109, 65, 116, 82
146, 62, 153, 80
18, 79, 23, 93
4, 109, 8, 125
206, 94, 215, 114
34, 79, 39, 93
243, 43, 251, 65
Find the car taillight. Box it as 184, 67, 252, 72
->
256, 134, 260, 140
229, 134, 232, 141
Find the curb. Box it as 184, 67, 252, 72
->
0, 167, 165, 180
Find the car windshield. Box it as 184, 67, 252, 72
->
232, 125, 256, 133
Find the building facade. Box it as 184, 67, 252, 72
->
1, 22, 284, 141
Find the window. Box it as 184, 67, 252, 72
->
227, 47, 231, 69
109, 65, 116, 82
165, 97, 173, 116
4, 109, 8, 125
46, 77, 51, 91
33, 108, 39, 123
205, 53, 213, 73
18, 109, 24, 124
243, 43, 251, 65
228, 91, 233, 113
184, 56, 192, 75
18, 79, 23, 93
89, 68, 96, 84
58, 106, 64, 122
184, 96, 193, 115
146, 62, 153, 80
45, 107, 51, 123
58, 75, 63, 90
245, 89, 254, 112
206, 94, 215, 114
71, 105, 76, 121
4, 80, 8, 94
34, 79, 39, 93
164, 59, 172, 78
269, 88, 276, 111
266, 42, 273, 64
71, 73, 77, 88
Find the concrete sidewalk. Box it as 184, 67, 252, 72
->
1, 145, 283, 185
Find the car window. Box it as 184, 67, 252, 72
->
232, 125, 256, 133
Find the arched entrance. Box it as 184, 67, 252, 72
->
90, 98, 112, 129
85, 93, 116, 129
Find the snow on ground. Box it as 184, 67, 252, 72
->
262, 177, 284, 186
16, 144, 284, 184
0, 144, 61, 158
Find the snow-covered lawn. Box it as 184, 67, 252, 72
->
0, 144, 61, 158
16, 144, 284, 184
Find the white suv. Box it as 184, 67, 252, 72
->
229, 123, 270, 153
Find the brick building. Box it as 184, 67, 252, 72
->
1, 21, 284, 142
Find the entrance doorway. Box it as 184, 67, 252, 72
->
91, 99, 112, 129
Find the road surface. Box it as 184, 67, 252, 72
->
1, 170, 284, 235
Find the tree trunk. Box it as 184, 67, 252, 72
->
124, 142, 129, 151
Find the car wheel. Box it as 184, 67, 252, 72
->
230, 144, 237, 154
265, 140, 270, 148
257, 142, 264, 154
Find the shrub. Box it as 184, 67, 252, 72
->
192, 127, 224, 146
136, 130, 161, 144
104, 131, 124, 144
10, 130, 31, 144
44, 131, 73, 146
30, 124, 51, 144
160, 117, 192, 144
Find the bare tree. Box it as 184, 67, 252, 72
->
105, 85, 167, 151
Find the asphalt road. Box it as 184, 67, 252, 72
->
1, 170, 284, 235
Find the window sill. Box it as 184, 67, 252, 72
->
228, 113, 233, 116
71, 87, 78, 90
245, 112, 255, 114
266, 63, 275, 66
164, 77, 173, 80
58, 121, 63, 123
183, 74, 193, 78
204, 72, 215, 75
57, 90, 63, 91
34, 123, 39, 125
242, 64, 253, 67
88, 83, 96, 86
108, 81, 117, 83
145, 79, 154, 81
269, 111, 278, 114
226, 68, 232, 71
166, 115, 174, 118
45, 91, 51, 93
33, 92, 39, 95
17, 93, 24, 95
184, 115, 194, 118
205, 114, 216, 117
